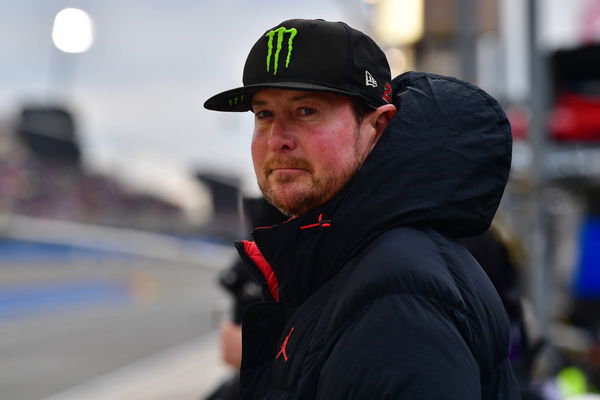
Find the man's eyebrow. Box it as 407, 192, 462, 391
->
290, 94, 315, 102
289, 94, 328, 103
251, 99, 267, 107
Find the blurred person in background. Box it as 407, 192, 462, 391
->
206, 196, 286, 400
461, 218, 543, 399
204, 18, 520, 399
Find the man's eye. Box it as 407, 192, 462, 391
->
298, 107, 315, 116
255, 110, 272, 119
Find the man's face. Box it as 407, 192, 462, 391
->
251, 89, 377, 216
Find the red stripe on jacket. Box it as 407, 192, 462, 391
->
241, 240, 279, 302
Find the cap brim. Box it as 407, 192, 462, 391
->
203, 81, 362, 112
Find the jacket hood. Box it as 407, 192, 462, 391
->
247, 71, 512, 304
338, 71, 512, 237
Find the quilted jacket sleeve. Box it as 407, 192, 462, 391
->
316, 292, 481, 399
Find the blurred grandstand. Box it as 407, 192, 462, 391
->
0, 104, 241, 238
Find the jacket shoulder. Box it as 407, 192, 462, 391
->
322, 226, 511, 376
339, 226, 466, 310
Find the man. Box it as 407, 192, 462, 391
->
204, 18, 520, 399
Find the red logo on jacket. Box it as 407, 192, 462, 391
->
276, 327, 295, 362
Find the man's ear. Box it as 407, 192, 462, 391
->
370, 104, 397, 143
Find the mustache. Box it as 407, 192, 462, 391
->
263, 157, 313, 174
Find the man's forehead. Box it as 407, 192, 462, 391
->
251, 89, 346, 106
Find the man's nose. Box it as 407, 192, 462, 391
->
267, 117, 296, 152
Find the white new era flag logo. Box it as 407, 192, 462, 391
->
365, 71, 378, 87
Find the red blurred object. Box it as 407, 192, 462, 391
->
548, 93, 600, 141
506, 106, 529, 141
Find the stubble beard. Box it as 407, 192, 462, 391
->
257, 129, 364, 217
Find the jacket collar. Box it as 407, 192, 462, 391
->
243, 206, 350, 306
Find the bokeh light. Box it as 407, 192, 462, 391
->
52, 8, 94, 54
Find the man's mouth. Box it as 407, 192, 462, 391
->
270, 167, 306, 172
268, 167, 308, 177
264, 158, 312, 176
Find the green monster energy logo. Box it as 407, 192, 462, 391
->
228, 95, 244, 107
265, 27, 297, 75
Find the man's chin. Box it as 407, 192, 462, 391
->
265, 178, 308, 197
269, 196, 309, 217
264, 189, 320, 217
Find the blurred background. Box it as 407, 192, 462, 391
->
1, 0, 600, 399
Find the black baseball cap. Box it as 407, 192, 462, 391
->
204, 18, 392, 112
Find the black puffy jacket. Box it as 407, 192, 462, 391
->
235, 72, 521, 399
